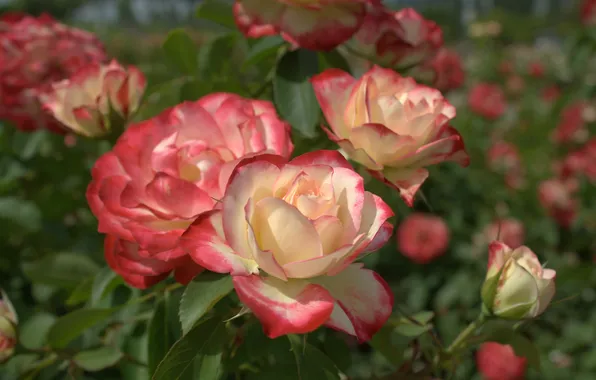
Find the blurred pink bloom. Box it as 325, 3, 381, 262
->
468, 83, 506, 120
349, 6, 443, 69
487, 141, 524, 189
397, 213, 449, 264
233, 0, 372, 50
581, 0, 596, 26
528, 61, 545, 78
541, 85, 561, 103
483, 218, 525, 249
538, 177, 578, 228
427, 48, 465, 92
0, 12, 106, 132
552, 102, 589, 144
477, 342, 527, 380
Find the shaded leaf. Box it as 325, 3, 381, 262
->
179, 273, 234, 335
19, 313, 56, 349
152, 317, 223, 380
195, 0, 236, 29
73, 346, 123, 372
163, 29, 199, 76
22, 253, 99, 289
66, 277, 94, 306
148, 299, 174, 376
91, 267, 123, 306
243, 36, 286, 68
47, 308, 115, 348
273, 49, 320, 138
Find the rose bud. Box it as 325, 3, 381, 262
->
311, 66, 469, 206
538, 177, 578, 228
581, 0, 596, 26
477, 342, 527, 380
481, 241, 556, 320
40, 60, 146, 138
0, 290, 17, 364
182, 150, 394, 341
233, 0, 370, 51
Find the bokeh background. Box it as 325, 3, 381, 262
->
0, 0, 595, 379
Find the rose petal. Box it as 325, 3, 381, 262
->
233, 275, 335, 338
311, 69, 356, 138
181, 210, 259, 276
315, 264, 393, 342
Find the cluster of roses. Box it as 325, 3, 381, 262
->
0, 3, 556, 376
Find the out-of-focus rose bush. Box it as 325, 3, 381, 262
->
0, 12, 106, 132
397, 213, 449, 264
477, 342, 527, 380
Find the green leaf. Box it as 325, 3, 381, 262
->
322, 332, 352, 373
287, 335, 341, 380
318, 50, 351, 73
66, 277, 94, 306
73, 346, 123, 371
0, 197, 41, 232
179, 79, 212, 102
47, 308, 115, 348
152, 317, 224, 380
191, 321, 228, 380
198, 34, 238, 80
273, 49, 321, 138
148, 299, 174, 377
179, 273, 234, 335
243, 36, 286, 68
121, 334, 149, 380
393, 311, 435, 337
195, 0, 236, 29
91, 267, 123, 306
163, 29, 199, 76
22, 253, 100, 289
19, 313, 56, 349
369, 324, 410, 368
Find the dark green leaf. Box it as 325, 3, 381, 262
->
287, 335, 341, 380
322, 332, 352, 373
66, 277, 94, 306
318, 50, 351, 73
0, 197, 41, 233
148, 299, 174, 376
22, 253, 100, 289
179, 79, 212, 101
47, 308, 114, 348
195, 0, 236, 29
73, 346, 123, 371
273, 49, 321, 138
19, 313, 56, 349
198, 34, 238, 80
369, 324, 410, 368
163, 29, 199, 76
121, 334, 149, 380
179, 273, 234, 335
91, 267, 123, 306
243, 36, 286, 68
393, 311, 435, 337
191, 321, 228, 380
152, 317, 223, 380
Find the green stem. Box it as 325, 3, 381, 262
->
445, 313, 486, 354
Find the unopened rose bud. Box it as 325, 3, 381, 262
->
0, 290, 17, 363
481, 242, 556, 320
